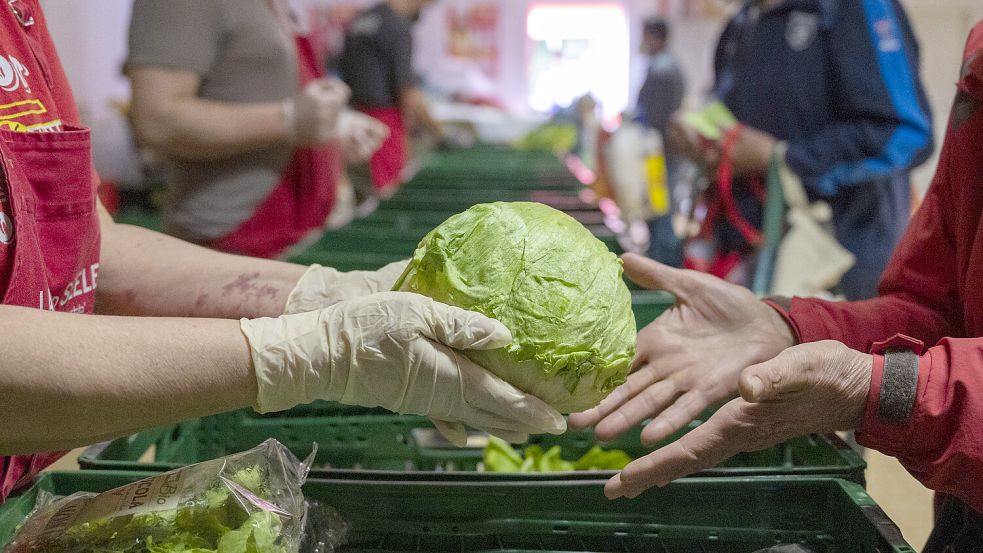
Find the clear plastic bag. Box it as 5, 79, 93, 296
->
4, 438, 313, 553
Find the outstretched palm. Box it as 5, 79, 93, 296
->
569, 254, 795, 445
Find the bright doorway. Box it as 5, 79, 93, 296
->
526, 3, 630, 122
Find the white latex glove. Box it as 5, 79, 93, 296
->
338, 110, 390, 164
284, 261, 409, 314
282, 79, 350, 146
241, 292, 567, 446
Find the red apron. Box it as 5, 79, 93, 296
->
0, 127, 101, 500
0, 1, 102, 502
207, 19, 340, 258
359, 106, 407, 192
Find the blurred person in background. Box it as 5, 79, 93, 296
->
338, 0, 442, 201
635, 17, 685, 267
636, 18, 684, 154
672, 0, 933, 299
126, 0, 388, 259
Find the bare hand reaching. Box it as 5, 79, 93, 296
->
605, 341, 872, 499
569, 253, 796, 445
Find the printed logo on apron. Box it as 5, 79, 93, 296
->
786, 12, 818, 52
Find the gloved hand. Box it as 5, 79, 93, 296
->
242, 292, 567, 446
282, 79, 350, 146
284, 261, 409, 314
604, 341, 871, 499
569, 253, 795, 445
338, 110, 389, 164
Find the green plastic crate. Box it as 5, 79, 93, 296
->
361, 208, 608, 229
379, 194, 596, 214
0, 472, 911, 552
113, 209, 162, 232
305, 221, 622, 258
79, 411, 865, 484
407, 175, 580, 191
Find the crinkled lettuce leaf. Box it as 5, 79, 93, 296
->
396, 202, 636, 413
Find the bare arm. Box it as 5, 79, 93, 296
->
96, 205, 307, 319
0, 307, 255, 454
127, 67, 290, 160
401, 86, 442, 136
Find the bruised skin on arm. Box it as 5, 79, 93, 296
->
95, 203, 307, 319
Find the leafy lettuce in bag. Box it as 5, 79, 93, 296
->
395, 202, 636, 413
3, 439, 311, 553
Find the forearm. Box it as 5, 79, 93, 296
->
138, 99, 288, 159
97, 216, 306, 319
785, 120, 931, 196
0, 306, 255, 454
401, 87, 440, 134
128, 68, 290, 160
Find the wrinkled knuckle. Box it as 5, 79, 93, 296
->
675, 441, 701, 463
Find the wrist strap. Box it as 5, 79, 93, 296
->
877, 349, 919, 424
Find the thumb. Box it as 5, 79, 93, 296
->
307, 79, 348, 104
621, 253, 689, 298
431, 419, 469, 448
416, 298, 513, 351
738, 348, 814, 403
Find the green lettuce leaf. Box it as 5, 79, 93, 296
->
31, 466, 288, 553
396, 202, 637, 413
483, 437, 631, 473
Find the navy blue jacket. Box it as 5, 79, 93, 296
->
714, 0, 933, 299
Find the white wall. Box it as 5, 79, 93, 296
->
899, 0, 983, 192
40, 0, 138, 186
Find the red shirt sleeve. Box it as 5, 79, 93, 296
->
856, 339, 983, 514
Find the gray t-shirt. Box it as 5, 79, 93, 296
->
338, 3, 414, 109
126, 0, 299, 241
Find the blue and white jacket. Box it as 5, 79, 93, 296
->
714, 0, 934, 299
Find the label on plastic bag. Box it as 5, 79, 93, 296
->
37, 458, 224, 539
5, 439, 312, 553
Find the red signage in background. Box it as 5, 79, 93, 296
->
446, 4, 500, 77
296, 2, 370, 65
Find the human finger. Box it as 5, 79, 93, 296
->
639, 389, 713, 446
594, 379, 681, 441
568, 364, 665, 430
431, 419, 469, 448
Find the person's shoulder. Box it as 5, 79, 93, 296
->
349, 6, 386, 38
379, 4, 412, 34
958, 21, 983, 100
966, 20, 983, 61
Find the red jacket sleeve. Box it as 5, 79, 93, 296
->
773, 149, 961, 351
857, 339, 983, 514
771, 21, 983, 512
